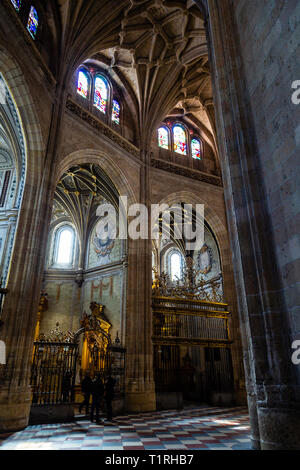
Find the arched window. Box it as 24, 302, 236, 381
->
158, 127, 169, 150
77, 70, 89, 99
27, 6, 39, 39
54, 227, 75, 267
94, 76, 108, 114
173, 125, 187, 155
191, 138, 201, 160
112, 99, 120, 125
170, 252, 182, 281
11, 0, 21, 11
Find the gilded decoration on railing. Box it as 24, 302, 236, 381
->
34, 290, 48, 341
152, 257, 224, 303
80, 302, 112, 374
80, 302, 112, 337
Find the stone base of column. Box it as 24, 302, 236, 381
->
250, 436, 261, 450
0, 387, 32, 433
125, 391, 156, 413
0, 398, 31, 433
258, 407, 300, 450
247, 393, 261, 449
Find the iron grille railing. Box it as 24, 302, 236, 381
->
31, 341, 78, 405
153, 312, 229, 341
152, 296, 234, 399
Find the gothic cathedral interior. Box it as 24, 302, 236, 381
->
0, 0, 299, 451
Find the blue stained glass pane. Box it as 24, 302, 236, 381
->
158, 127, 169, 149
77, 70, 89, 98
94, 76, 108, 114
11, 0, 21, 11
112, 99, 120, 125
191, 138, 201, 160
173, 125, 187, 155
27, 6, 39, 40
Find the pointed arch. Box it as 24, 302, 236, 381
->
0, 73, 26, 284
0, 48, 45, 292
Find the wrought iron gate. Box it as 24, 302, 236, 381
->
31, 339, 78, 405
152, 296, 234, 402
30, 308, 126, 409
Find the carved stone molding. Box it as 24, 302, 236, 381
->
66, 98, 140, 159
151, 158, 222, 187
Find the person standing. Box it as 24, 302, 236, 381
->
104, 375, 116, 422
90, 374, 104, 424
61, 371, 72, 403
79, 373, 93, 415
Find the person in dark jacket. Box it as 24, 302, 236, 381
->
61, 371, 72, 403
104, 375, 116, 422
79, 373, 93, 415
90, 374, 104, 424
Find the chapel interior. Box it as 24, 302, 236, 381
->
0, 0, 299, 451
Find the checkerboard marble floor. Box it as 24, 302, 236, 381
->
0, 406, 251, 450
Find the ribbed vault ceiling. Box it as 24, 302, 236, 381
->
54, 0, 214, 148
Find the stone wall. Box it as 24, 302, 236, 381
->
206, 0, 300, 449
233, 0, 300, 349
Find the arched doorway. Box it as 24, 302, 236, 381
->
152, 202, 235, 408
29, 163, 128, 422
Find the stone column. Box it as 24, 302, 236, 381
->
0, 78, 67, 433
125, 151, 156, 412
0, 175, 54, 432
206, 0, 300, 450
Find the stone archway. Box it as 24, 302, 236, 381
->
55, 149, 138, 208
43, 151, 156, 414
153, 189, 246, 405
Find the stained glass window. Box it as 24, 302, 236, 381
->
173, 125, 187, 155
191, 138, 201, 160
11, 0, 21, 11
94, 76, 108, 114
27, 6, 38, 39
158, 127, 169, 149
112, 99, 120, 125
77, 70, 89, 99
